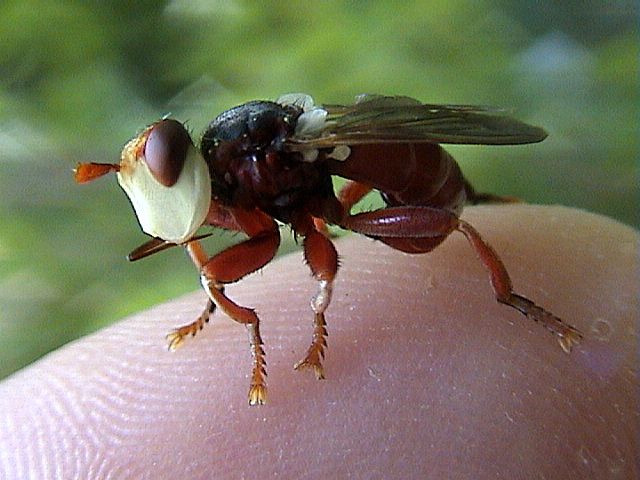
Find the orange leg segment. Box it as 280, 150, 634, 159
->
337, 180, 373, 210
167, 208, 280, 405
200, 223, 280, 405
456, 219, 582, 352
341, 206, 582, 351
166, 298, 215, 351
165, 240, 217, 351
294, 224, 339, 380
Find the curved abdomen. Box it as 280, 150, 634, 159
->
327, 143, 467, 253
327, 143, 467, 214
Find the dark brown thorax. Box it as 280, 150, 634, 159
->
200, 101, 337, 223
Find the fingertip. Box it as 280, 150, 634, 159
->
0, 205, 636, 479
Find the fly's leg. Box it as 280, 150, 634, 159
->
164, 207, 245, 350
456, 219, 582, 352
202, 277, 268, 405
166, 298, 215, 351
342, 206, 581, 352
294, 222, 339, 379
342, 205, 458, 253
165, 241, 217, 350
199, 222, 281, 405
168, 207, 280, 405
200, 210, 280, 405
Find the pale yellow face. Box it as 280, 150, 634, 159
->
116, 121, 211, 244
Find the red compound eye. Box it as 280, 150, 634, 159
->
144, 119, 192, 187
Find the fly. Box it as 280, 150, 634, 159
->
75, 93, 582, 405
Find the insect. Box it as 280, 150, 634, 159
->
75, 93, 582, 405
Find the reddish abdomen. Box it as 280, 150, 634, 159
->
327, 143, 467, 214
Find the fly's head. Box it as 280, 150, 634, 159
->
75, 119, 211, 244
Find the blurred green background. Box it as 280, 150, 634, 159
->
0, 0, 637, 380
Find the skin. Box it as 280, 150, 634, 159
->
0, 205, 637, 479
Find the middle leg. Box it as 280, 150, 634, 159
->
165, 203, 248, 350
294, 221, 339, 379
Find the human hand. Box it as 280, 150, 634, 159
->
0, 205, 636, 479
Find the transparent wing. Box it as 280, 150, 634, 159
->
286, 94, 547, 148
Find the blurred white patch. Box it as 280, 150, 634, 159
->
0, 269, 60, 301
515, 31, 595, 98
165, 0, 243, 18
513, 31, 596, 148
0, 119, 57, 164
301, 149, 319, 163
165, 75, 232, 128
517, 32, 593, 74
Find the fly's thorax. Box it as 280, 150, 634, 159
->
199, 98, 339, 222
200, 101, 300, 206
117, 119, 211, 244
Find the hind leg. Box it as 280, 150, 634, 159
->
342, 205, 582, 351
456, 219, 582, 352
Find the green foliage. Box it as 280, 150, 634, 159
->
0, 0, 637, 379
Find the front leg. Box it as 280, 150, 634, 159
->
168, 208, 280, 405
165, 240, 218, 350
199, 223, 281, 405
166, 298, 215, 351
165, 204, 246, 350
